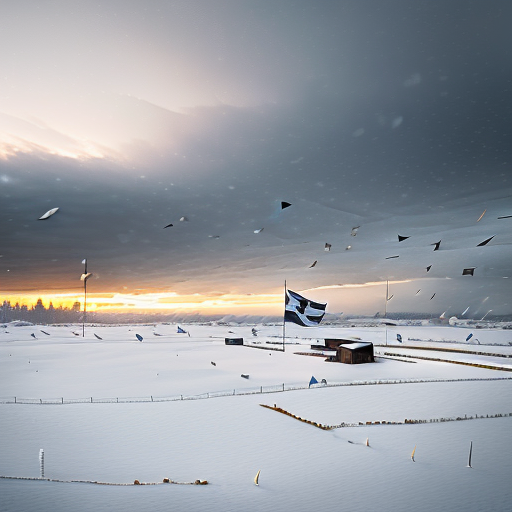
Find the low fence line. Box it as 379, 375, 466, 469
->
332, 410, 512, 428
259, 405, 512, 430
1, 376, 511, 405
260, 404, 334, 430
0, 475, 208, 486
382, 345, 512, 358
382, 352, 512, 371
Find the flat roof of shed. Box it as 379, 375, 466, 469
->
338, 342, 373, 350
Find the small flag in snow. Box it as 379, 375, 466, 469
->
309, 376, 318, 388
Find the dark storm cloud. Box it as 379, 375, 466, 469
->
1, 0, 511, 315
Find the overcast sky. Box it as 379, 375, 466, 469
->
1, 0, 511, 316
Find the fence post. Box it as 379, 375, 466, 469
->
90, 397, 93, 403
61, 397, 63, 404
282, 383, 285, 391
151, 396, 153, 402
260, 386, 262, 393
39, 449, 44, 478
14, 397, 16, 404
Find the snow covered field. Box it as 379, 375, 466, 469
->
1, 322, 512, 512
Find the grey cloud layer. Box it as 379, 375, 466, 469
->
1, 1, 511, 315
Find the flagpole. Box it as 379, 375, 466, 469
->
282, 280, 287, 352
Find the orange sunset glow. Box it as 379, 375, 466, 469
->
2, 292, 285, 315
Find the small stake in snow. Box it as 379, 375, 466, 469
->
39, 449, 44, 478
366, 437, 369, 447
411, 445, 416, 462
254, 470, 261, 486
467, 441, 473, 468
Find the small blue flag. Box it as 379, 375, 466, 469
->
309, 376, 318, 388
397, 334, 402, 343
136, 334, 143, 342
466, 333, 473, 341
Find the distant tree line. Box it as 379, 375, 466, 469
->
3, 298, 511, 325
1, 299, 82, 324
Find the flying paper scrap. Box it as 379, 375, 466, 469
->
38, 208, 59, 220
476, 235, 494, 247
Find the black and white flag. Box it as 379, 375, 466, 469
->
285, 289, 326, 327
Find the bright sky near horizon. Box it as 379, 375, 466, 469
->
1, 1, 512, 316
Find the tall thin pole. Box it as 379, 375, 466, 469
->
282, 280, 287, 352
385, 280, 388, 346
83, 259, 87, 337
83, 281, 87, 337
81, 259, 91, 337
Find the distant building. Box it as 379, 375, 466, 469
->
430, 317, 450, 325
316, 338, 374, 363
225, 337, 244, 345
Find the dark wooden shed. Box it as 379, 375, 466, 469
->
336, 342, 374, 364
225, 337, 244, 345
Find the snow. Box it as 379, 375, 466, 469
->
1, 323, 512, 512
